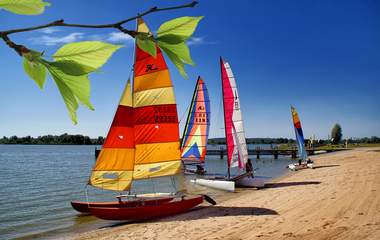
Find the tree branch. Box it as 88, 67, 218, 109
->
0, 1, 198, 55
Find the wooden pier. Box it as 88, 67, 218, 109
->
206, 148, 349, 159
95, 147, 349, 159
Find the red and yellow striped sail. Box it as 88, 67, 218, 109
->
90, 79, 135, 191
89, 18, 181, 191
132, 18, 182, 180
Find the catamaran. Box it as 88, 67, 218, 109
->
191, 57, 265, 191
180, 77, 210, 175
71, 18, 215, 220
287, 106, 313, 171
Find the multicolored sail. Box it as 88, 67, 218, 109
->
90, 79, 135, 191
181, 77, 210, 162
132, 18, 182, 180
220, 57, 248, 170
291, 106, 308, 161
89, 18, 182, 191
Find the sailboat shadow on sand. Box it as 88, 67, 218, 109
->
102, 205, 278, 227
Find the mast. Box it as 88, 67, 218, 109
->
220, 57, 231, 179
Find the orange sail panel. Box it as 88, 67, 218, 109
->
132, 18, 182, 180
90, 79, 135, 191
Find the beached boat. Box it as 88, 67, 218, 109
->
287, 106, 313, 171
71, 18, 215, 220
180, 77, 210, 175
71, 195, 174, 214
192, 57, 265, 191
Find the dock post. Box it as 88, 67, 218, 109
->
274, 150, 278, 159
220, 147, 224, 159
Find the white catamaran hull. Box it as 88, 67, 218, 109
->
190, 179, 235, 192
288, 163, 314, 171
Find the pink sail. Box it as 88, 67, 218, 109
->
220, 57, 248, 170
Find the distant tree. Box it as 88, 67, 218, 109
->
331, 123, 343, 144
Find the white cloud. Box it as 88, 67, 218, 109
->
187, 36, 217, 46
39, 28, 60, 34
107, 32, 133, 43
30, 32, 84, 46
187, 37, 204, 46
29, 31, 133, 47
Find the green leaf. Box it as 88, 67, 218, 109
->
53, 41, 122, 71
42, 61, 94, 124
158, 44, 187, 79
23, 57, 47, 89
0, 0, 50, 15
136, 33, 156, 57
158, 41, 194, 66
157, 16, 204, 43
49, 60, 96, 76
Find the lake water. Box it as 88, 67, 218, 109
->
0, 145, 294, 240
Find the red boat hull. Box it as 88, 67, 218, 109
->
71, 196, 174, 214
88, 195, 204, 220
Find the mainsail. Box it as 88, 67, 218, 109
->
291, 106, 308, 161
220, 57, 248, 171
181, 77, 210, 162
132, 18, 182, 180
89, 18, 181, 191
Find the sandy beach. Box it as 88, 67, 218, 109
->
74, 148, 380, 240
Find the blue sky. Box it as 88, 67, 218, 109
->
0, 0, 379, 139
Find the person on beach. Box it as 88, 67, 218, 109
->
195, 164, 205, 175
246, 159, 254, 177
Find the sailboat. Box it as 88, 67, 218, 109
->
287, 106, 313, 171
71, 18, 215, 220
180, 76, 210, 175
191, 57, 265, 191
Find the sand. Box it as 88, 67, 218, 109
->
74, 148, 380, 240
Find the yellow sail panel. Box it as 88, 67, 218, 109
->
132, 18, 181, 180
120, 79, 133, 107
133, 87, 176, 108
92, 148, 135, 170
133, 161, 182, 180
89, 79, 135, 191
91, 171, 133, 191
134, 142, 181, 164
134, 70, 172, 92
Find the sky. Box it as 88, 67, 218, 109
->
0, 0, 379, 139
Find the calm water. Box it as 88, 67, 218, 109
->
0, 145, 294, 240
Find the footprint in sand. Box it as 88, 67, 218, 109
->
283, 232, 294, 237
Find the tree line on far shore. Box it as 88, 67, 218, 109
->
0, 133, 379, 145
0, 134, 104, 145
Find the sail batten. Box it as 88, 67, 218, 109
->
220, 58, 248, 171
181, 77, 210, 162
291, 106, 308, 161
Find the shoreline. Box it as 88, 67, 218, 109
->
72, 147, 380, 240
